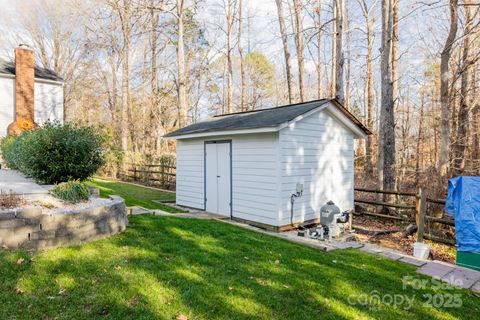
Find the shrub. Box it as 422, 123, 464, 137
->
0, 135, 19, 168
51, 180, 89, 203
1, 122, 105, 184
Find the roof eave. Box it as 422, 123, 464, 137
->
0, 72, 64, 85
163, 126, 279, 140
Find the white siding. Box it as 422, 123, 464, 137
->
230, 133, 279, 225
175, 133, 280, 225
176, 139, 205, 209
0, 76, 63, 137
278, 107, 355, 226
34, 82, 64, 125
0, 77, 14, 137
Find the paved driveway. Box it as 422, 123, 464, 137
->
0, 169, 49, 194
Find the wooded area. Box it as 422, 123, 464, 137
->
0, 0, 478, 198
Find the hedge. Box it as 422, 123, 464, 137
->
0, 122, 105, 184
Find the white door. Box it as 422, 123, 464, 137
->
205, 142, 231, 216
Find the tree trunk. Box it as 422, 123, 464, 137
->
119, 1, 130, 153
365, 7, 374, 178
316, 0, 323, 98
275, 0, 294, 104
379, 0, 395, 192
453, 0, 473, 175
150, 0, 159, 152
293, 0, 306, 102
439, 0, 458, 176
334, 0, 345, 103
177, 0, 188, 127
391, 0, 399, 109
238, 0, 247, 111
330, 0, 337, 98
226, 0, 234, 113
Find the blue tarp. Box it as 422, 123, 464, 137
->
445, 176, 480, 252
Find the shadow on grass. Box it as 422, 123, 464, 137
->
0, 215, 479, 319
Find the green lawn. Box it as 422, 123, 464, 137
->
1, 215, 478, 319
86, 178, 183, 213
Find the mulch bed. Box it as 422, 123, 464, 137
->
352, 215, 455, 263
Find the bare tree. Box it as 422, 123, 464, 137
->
439, 0, 459, 176
378, 0, 396, 191
293, 0, 306, 102
225, 0, 236, 113
238, 0, 246, 111
176, 0, 188, 127
453, 0, 474, 175
334, 0, 345, 103
315, 0, 323, 98
275, 0, 294, 104
357, 0, 377, 178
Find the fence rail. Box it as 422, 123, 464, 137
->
354, 187, 455, 246
122, 163, 176, 190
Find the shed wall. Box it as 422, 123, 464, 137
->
279, 108, 355, 225
176, 133, 280, 225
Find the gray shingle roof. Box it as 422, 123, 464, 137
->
164, 99, 370, 138
0, 59, 64, 82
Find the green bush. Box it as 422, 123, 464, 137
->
0, 135, 17, 168
51, 180, 90, 203
0, 122, 105, 184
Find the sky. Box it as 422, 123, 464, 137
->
0, 0, 451, 116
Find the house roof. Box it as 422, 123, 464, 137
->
163, 98, 371, 139
0, 59, 64, 82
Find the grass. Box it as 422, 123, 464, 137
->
86, 178, 183, 213
0, 215, 478, 319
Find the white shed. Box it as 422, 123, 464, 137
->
164, 99, 370, 230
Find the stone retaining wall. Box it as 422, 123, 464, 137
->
0, 196, 127, 250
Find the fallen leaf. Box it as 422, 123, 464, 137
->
176, 315, 188, 320
283, 285, 290, 288
58, 287, 66, 295
14, 287, 23, 294
274, 259, 280, 264
244, 256, 249, 260
332, 260, 337, 264
128, 295, 139, 307
16, 258, 25, 265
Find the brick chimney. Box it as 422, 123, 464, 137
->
7, 45, 36, 135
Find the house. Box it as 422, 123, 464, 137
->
163, 99, 371, 230
0, 45, 64, 137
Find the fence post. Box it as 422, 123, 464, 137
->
133, 164, 137, 182
415, 187, 427, 242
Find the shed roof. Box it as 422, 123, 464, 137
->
164, 98, 371, 138
0, 59, 64, 82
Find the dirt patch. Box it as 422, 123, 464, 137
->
352, 215, 456, 263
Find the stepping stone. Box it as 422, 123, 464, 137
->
441, 267, 480, 289
329, 241, 357, 249
359, 244, 384, 254
379, 250, 405, 261
417, 260, 456, 280
472, 281, 480, 293
400, 256, 427, 267
129, 207, 151, 215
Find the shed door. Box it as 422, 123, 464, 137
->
205, 142, 231, 216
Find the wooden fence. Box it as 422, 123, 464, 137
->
354, 188, 455, 246
122, 163, 176, 190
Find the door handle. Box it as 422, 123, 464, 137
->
217, 175, 221, 178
